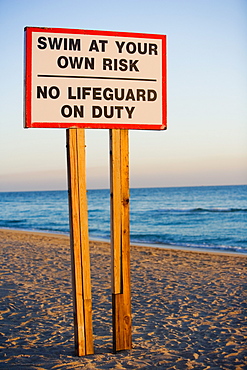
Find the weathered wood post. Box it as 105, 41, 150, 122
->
110, 129, 132, 352
66, 128, 94, 356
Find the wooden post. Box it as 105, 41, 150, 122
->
66, 128, 94, 356
110, 129, 132, 352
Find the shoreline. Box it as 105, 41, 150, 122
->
1, 227, 246, 257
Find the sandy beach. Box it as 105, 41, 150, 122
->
0, 228, 246, 369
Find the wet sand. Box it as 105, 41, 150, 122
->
0, 228, 246, 369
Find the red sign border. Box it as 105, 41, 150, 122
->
24, 27, 167, 130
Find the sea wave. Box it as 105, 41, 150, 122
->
145, 207, 247, 214
0, 219, 25, 226
130, 235, 246, 254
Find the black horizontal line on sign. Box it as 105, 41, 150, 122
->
37, 74, 157, 82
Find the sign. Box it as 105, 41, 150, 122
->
24, 27, 167, 130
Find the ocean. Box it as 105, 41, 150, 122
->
0, 185, 246, 254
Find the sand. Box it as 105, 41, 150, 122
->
0, 228, 246, 369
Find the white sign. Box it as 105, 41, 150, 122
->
24, 27, 167, 130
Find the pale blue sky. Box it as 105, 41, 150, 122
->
0, 0, 246, 191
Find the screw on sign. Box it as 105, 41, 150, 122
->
24, 27, 167, 356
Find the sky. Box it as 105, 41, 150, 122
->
0, 0, 246, 191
